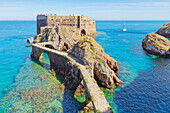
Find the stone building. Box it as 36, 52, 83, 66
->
37, 14, 97, 36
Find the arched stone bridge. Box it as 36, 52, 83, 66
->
31, 43, 113, 113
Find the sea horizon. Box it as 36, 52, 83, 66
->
0, 19, 170, 21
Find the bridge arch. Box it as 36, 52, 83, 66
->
81, 29, 86, 36
45, 44, 55, 50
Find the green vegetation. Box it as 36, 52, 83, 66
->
96, 109, 101, 113
85, 65, 90, 69
88, 88, 91, 92
68, 57, 72, 61
108, 106, 112, 110
91, 46, 94, 51
77, 65, 80, 70
84, 78, 88, 84
48, 36, 52, 41
91, 96, 95, 102
74, 93, 86, 103
93, 79, 97, 83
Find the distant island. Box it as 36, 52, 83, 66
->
27, 14, 123, 113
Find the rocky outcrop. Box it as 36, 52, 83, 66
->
69, 36, 122, 88
105, 54, 119, 73
52, 26, 81, 51
142, 33, 170, 57
29, 26, 81, 51
35, 27, 57, 42
30, 26, 121, 112
156, 22, 170, 38
27, 37, 34, 43
30, 27, 122, 89
142, 22, 170, 57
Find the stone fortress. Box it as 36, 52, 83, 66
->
28, 14, 122, 113
37, 14, 97, 36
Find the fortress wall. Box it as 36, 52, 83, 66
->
84, 28, 97, 36
37, 15, 48, 34
37, 14, 96, 36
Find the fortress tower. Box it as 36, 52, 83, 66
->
37, 14, 96, 36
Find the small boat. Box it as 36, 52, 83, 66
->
122, 28, 127, 31
122, 23, 127, 31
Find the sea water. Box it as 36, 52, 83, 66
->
0, 20, 170, 112
96, 21, 170, 113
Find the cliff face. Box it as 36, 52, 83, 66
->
156, 22, 170, 38
48, 51, 82, 91
69, 36, 122, 88
142, 33, 170, 57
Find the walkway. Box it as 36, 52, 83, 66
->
31, 43, 113, 113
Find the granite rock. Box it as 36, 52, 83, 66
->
156, 22, 170, 38
142, 33, 170, 57
27, 37, 34, 43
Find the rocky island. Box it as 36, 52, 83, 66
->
142, 22, 170, 57
27, 14, 123, 113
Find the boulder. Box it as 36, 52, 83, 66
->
142, 33, 170, 57
27, 37, 34, 43
69, 36, 122, 88
156, 22, 170, 38
34, 34, 42, 43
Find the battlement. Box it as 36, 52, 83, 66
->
37, 14, 96, 36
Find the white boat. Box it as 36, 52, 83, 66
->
122, 23, 127, 31
122, 28, 127, 31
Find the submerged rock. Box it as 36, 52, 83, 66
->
142, 33, 170, 57
69, 36, 122, 88
156, 22, 170, 38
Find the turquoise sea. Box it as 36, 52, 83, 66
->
0, 20, 170, 112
